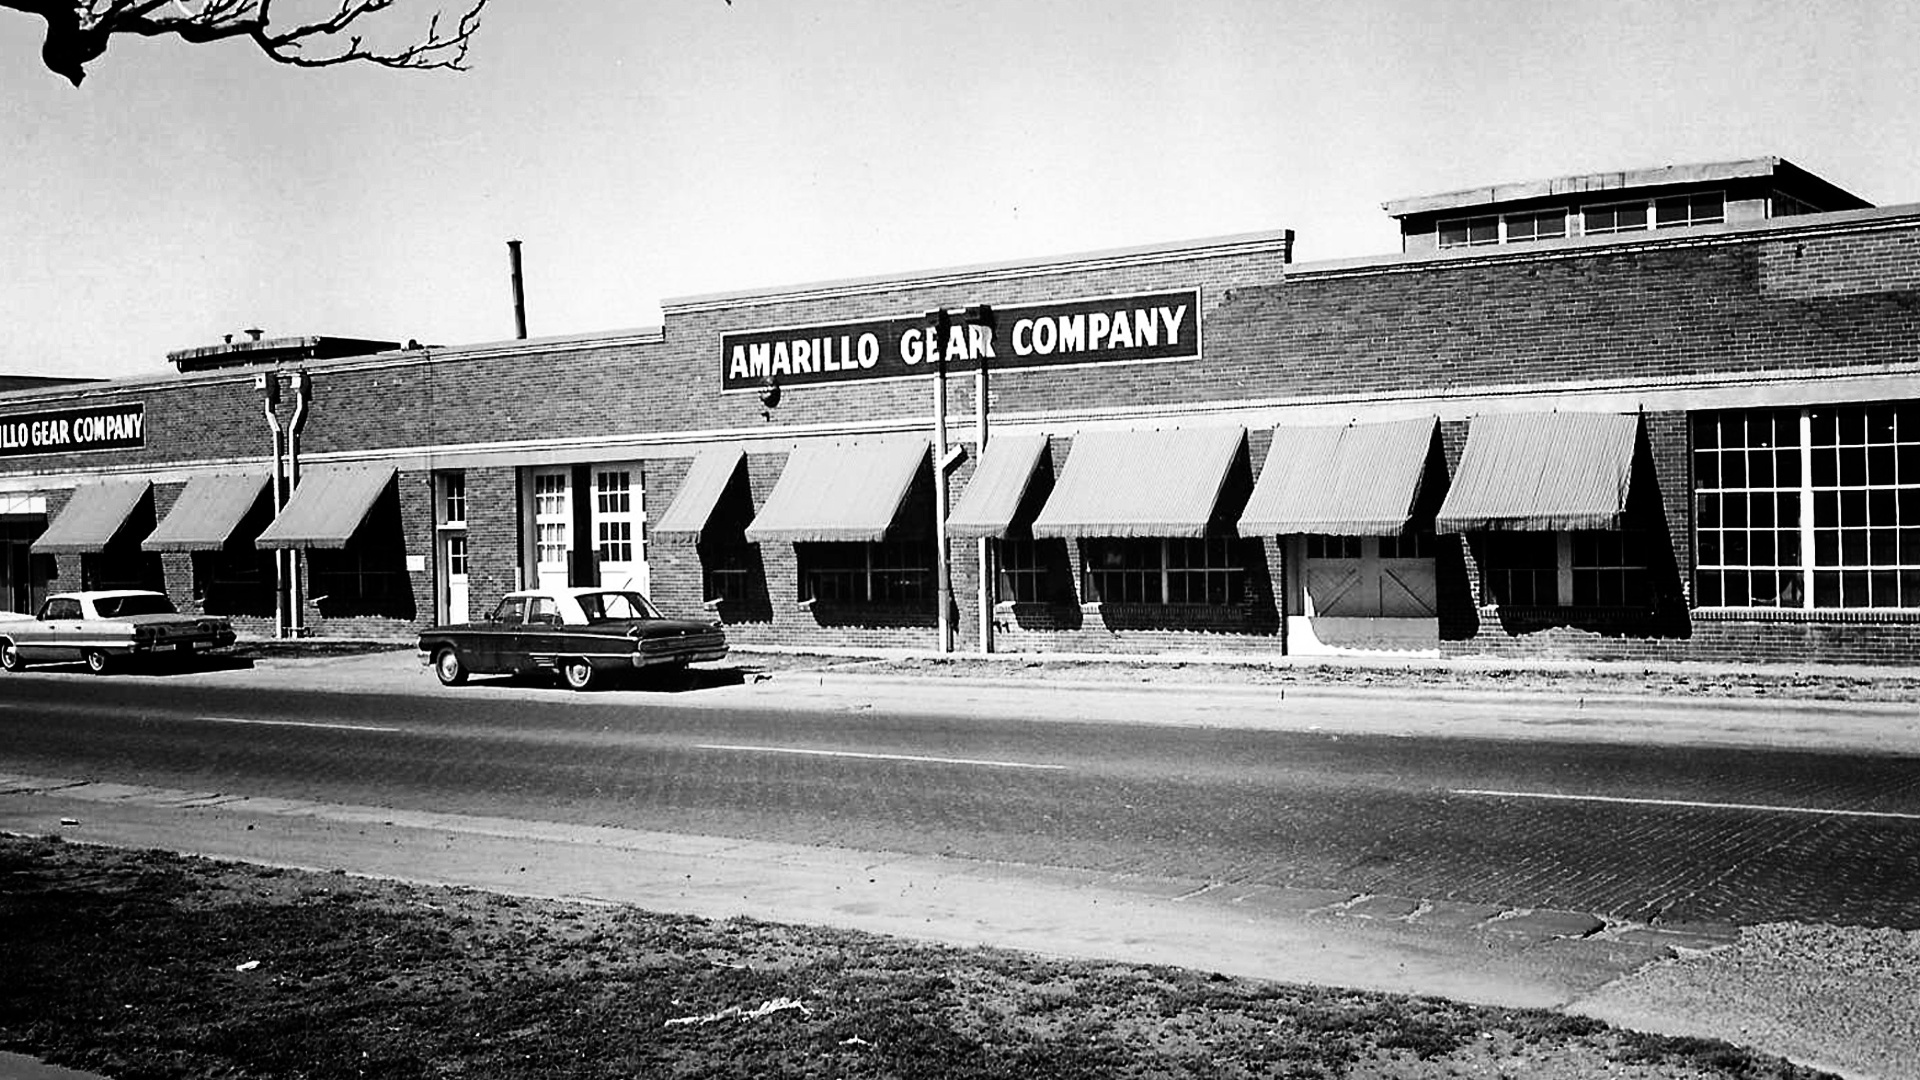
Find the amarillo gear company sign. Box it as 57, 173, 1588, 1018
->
0, 403, 145, 457
720, 288, 1201, 393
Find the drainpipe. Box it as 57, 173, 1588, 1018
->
287, 370, 312, 636
930, 311, 953, 654
256, 372, 287, 638
971, 306, 994, 655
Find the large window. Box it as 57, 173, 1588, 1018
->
1695, 405, 1920, 609
1504, 209, 1568, 243
699, 539, 757, 605
1655, 191, 1725, 228
1437, 216, 1499, 249
1082, 535, 1243, 605
1583, 201, 1650, 235
798, 538, 934, 604
996, 537, 1054, 603
310, 545, 409, 606
1481, 533, 1559, 606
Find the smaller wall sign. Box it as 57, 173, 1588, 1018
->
0, 403, 146, 458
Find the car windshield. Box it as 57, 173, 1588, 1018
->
94, 594, 177, 618
577, 591, 660, 623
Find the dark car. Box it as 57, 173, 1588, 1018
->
416, 587, 728, 690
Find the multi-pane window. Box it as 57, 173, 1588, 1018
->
1082, 535, 1243, 605
1583, 201, 1650, 235
699, 540, 756, 605
1655, 191, 1725, 228
798, 538, 934, 604
1572, 532, 1648, 606
1306, 535, 1363, 559
310, 545, 407, 604
533, 473, 568, 566
442, 473, 466, 525
1379, 530, 1437, 559
1481, 533, 1560, 606
1695, 405, 1920, 609
1694, 411, 1803, 607
1437, 216, 1499, 248
595, 471, 631, 515
598, 521, 633, 563
1504, 209, 1568, 242
997, 537, 1051, 603
446, 534, 469, 576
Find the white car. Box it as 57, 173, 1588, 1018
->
0, 590, 237, 674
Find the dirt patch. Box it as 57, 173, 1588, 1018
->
0, 837, 1833, 1079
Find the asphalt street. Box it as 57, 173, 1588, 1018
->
2, 659, 1916, 929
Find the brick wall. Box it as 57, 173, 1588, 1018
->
8, 217, 1920, 658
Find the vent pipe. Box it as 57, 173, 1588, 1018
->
507, 240, 528, 339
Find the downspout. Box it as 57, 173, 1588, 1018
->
287, 370, 312, 636
259, 375, 287, 638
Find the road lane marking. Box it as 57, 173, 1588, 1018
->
1452, 788, 1920, 821
697, 744, 1067, 771
196, 716, 401, 734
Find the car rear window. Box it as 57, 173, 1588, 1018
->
95, 595, 178, 617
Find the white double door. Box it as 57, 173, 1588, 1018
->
528, 465, 648, 593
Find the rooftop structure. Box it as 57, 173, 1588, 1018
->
1382, 156, 1872, 254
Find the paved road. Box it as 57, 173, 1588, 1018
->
3, 665, 1916, 929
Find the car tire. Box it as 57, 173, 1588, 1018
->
0, 640, 23, 673
560, 658, 596, 691
82, 649, 111, 675
433, 647, 468, 687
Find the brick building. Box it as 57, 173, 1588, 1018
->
3, 157, 1918, 666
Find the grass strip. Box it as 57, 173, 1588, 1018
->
0, 835, 1833, 1079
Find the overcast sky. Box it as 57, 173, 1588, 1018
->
3, 0, 1918, 380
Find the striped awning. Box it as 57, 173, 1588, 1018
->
651, 447, 746, 539
947, 433, 1049, 539
1435, 411, 1639, 533
255, 466, 396, 549
1238, 416, 1437, 536
744, 437, 929, 543
1030, 426, 1246, 539
31, 479, 150, 554
142, 473, 271, 552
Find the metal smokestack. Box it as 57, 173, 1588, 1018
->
507, 239, 528, 339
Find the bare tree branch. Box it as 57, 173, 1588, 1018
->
2, 0, 489, 85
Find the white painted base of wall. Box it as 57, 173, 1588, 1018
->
1287, 615, 1440, 658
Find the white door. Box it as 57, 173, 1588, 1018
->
591, 465, 648, 593
1304, 534, 1437, 618
445, 533, 470, 623
531, 468, 572, 590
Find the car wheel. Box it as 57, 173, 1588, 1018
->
82, 649, 111, 675
560, 658, 596, 691
0, 640, 22, 673
433, 647, 468, 686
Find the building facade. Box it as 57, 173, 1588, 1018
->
4, 158, 1919, 666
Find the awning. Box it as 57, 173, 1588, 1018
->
31, 479, 150, 554
744, 437, 929, 543
947, 433, 1049, 539
1030, 426, 1246, 539
142, 473, 271, 552
255, 466, 396, 549
1435, 411, 1639, 533
651, 447, 745, 540
1238, 416, 1437, 536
